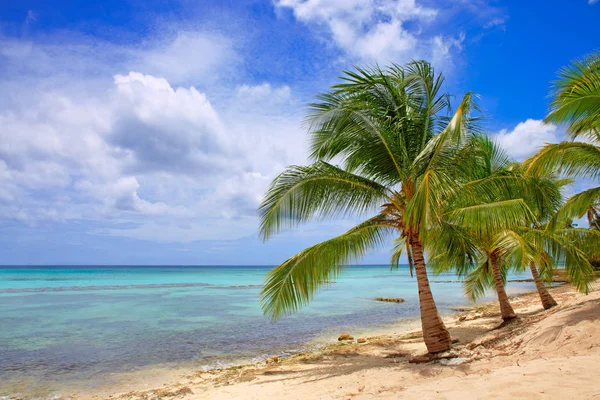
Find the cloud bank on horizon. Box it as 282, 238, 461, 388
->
0, 0, 596, 264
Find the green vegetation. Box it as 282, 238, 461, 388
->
258, 52, 600, 354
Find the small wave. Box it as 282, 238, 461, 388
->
0, 282, 266, 293
214, 284, 263, 289
0, 282, 215, 293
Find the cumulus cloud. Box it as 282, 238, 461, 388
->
493, 119, 564, 160
275, 0, 461, 65
110, 72, 232, 175
0, 25, 307, 243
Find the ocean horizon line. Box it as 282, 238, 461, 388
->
0, 263, 411, 268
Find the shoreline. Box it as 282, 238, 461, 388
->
1, 281, 584, 400
104, 281, 598, 400
4, 283, 555, 400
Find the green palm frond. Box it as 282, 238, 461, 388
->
549, 186, 600, 229
492, 230, 540, 271
545, 50, 600, 140
307, 67, 412, 184
525, 141, 600, 181
446, 199, 535, 237
463, 257, 512, 302
258, 161, 391, 240
413, 92, 481, 174
390, 236, 413, 275
428, 222, 481, 277
260, 215, 394, 319
463, 260, 495, 302
405, 168, 458, 231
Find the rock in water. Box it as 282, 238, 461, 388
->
357, 338, 367, 343
375, 297, 405, 303
338, 333, 354, 341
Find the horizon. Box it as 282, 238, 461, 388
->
0, 0, 598, 265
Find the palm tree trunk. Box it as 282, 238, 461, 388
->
490, 252, 517, 321
410, 235, 451, 353
529, 261, 557, 309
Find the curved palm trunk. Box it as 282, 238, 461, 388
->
411, 235, 452, 353
490, 252, 517, 321
529, 261, 558, 309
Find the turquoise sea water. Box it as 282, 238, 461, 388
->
0, 265, 535, 397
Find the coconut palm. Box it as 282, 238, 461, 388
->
512, 162, 597, 309
431, 136, 597, 315
458, 225, 597, 313
258, 62, 482, 353
428, 135, 563, 320
519, 225, 597, 306
526, 51, 600, 226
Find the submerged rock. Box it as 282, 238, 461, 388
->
375, 297, 405, 303
338, 333, 354, 341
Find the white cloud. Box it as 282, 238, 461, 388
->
0, 29, 307, 243
493, 119, 564, 160
111, 72, 232, 175
275, 0, 462, 66
589, 0, 598, 5
236, 83, 292, 102
0, 29, 237, 88
136, 31, 238, 84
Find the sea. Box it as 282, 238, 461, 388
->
0, 265, 536, 398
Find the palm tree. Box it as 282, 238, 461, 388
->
258, 62, 480, 353
431, 136, 597, 314
526, 51, 600, 226
458, 224, 596, 313
513, 164, 597, 310
428, 135, 538, 321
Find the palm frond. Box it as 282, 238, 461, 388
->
446, 199, 535, 237
463, 260, 494, 302
260, 216, 395, 319
405, 168, 458, 231
413, 92, 481, 174
428, 222, 481, 277
548, 186, 600, 229
525, 141, 600, 181
545, 50, 600, 140
259, 161, 390, 240
492, 230, 540, 271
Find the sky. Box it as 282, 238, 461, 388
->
0, 0, 598, 265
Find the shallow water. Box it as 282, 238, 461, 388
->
0, 265, 535, 398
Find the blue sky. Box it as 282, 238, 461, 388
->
0, 0, 597, 265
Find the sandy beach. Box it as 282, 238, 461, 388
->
81, 282, 599, 400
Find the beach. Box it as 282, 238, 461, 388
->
0, 265, 538, 399
3, 278, 597, 399
106, 282, 600, 400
